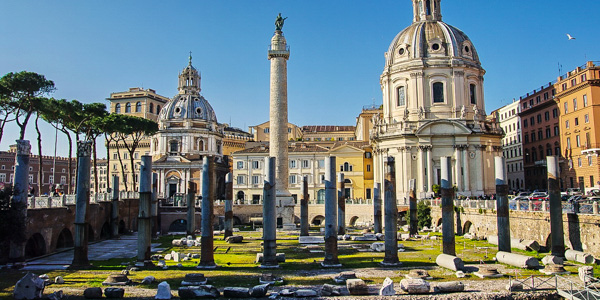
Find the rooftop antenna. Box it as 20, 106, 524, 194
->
558, 62, 563, 77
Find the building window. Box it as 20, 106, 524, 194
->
573, 98, 578, 111
544, 111, 550, 121
318, 160, 325, 168
289, 175, 297, 184
287, 128, 292, 133
366, 164, 371, 172
365, 152, 372, 158
564, 102, 568, 114
169, 141, 178, 153
554, 126, 559, 136
544, 92, 549, 100
28, 174, 34, 183
236, 175, 245, 185
538, 130, 543, 141
135, 102, 141, 112
562, 83, 568, 91
263, 128, 269, 133
157, 105, 161, 113
523, 119, 528, 128
567, 137, 571, 149
531, 132, 535, 142
578, 158, 582, 167
530, 117, 535, 125
576, 135, 581, 147
252, 175, 260, 185
575, 118, 579, 126
565, 120, 570, 129
546, 128, 551, 138
589, 156, 593, 166
553, 108, 558, 118
252, 161, 259, 169
125, 102, 131, 113
149, 103, 154, 113
289, 160, 297, 169
555, 147, 560, 156
302, 160, 310, 168
524, 134, 529, 143
115, 103, 121, 113
469, 84, 476, 104
536, 96, 541, 103
571, 78, 577, 87
583, 94, 588, 107
537, 114, 542, 123
585, 114, 589, 123
432, 82, 444, 103
61, 176, 66, 184
397, 86, 406, 106
0, 174, 5, 183
236, 161, 244, 169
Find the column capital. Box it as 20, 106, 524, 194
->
474, 145, 487, 151
77, 141, 92, 157
410, 72, 423, 78
16, 140, 31, 156
418, 145, 432, 152
453, 144, 468, 150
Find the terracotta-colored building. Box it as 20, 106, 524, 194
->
554, 61, 600, 192
518, 83, 561, 191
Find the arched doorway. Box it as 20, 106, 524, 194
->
25, 233, 46, 258
100, 222, 111, 239
343, 179, 352, 199
169, 219, 187, 233
56, 228, 73, 249
237, 191, 245, 201
349, 216, 359, 227
311, 215, 325, 226
463, 221, 473, 234
118, 220, 126, 234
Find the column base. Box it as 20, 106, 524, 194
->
281, 223, 296, 231
321, 262, 342, 268
196, 263, 218, 269
135, 260, 155, 267
259, 264, 280, 269
380, 261, 402, 267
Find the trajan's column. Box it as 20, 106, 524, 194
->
268, 13, 295, 229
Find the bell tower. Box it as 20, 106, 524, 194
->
413, 0, 442, 23
178, 52, 201, 95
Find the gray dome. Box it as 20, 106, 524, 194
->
159, 94, 217, 123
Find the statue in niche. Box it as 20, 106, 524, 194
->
418, 106, 424, 120
275, 13, 287, 31
473, 104, 479, 116
460, 105, 466, 118
403, 108, 409, 121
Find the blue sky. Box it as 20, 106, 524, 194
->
0, 0, 598, 158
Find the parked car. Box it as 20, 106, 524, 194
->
567, 188, 582, 195
586, 189, 600, 196
529, 192, 548, 200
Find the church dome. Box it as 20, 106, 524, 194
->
385, 0, 480, 67
158, 55, 218, 124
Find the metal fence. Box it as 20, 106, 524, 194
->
427, 198, 599, 216
27, 191, 140, 209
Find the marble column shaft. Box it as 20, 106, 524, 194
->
72, 141, 91, 267
494, 156, 511, 252
224, 172, 233, 238
382, 157, 400, 265
199, 156, 217, 268
262, 157, 278, 268
440, 156, 455, 256
373, 182, 382, 234
137, 156, 153, 265
300, 176, 309, 236
547, 156, 565, 257
323, 156, 340, 267
110, 175, 120, 237
337, 173, 345, 234
9, 140, 30, 262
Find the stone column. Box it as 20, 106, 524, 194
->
72, 141, 91, 267
322, 156, 341, 267
262, 157, 278, 268
409, 179, 418, 236
337, 173, 346, 234
268, 26, 295, 228
300, 176, 309, 236
426, 147, 433, 196
495, 156, 511, 252
475, 146, 485, 193
224, 172, 233, 238
418, 147, 425, 197
441, 156, 455, 256
404, 147, 412, 202
137, 155, 153, 266
382, 157, 400, 266
9, 140, 30, 262
186, 181, 196, 236
548, 156, 565, 257
455, 146, 463, 192
198, 156, 217, 269
110, 176, 120, 237
463, 147, 470, 193
151, 172, 158, 238
373, 182, 382, 234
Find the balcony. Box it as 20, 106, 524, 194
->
582, 143, 600, 156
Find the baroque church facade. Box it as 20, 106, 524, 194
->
372, 0, 503, 198
151, 56, 228, 199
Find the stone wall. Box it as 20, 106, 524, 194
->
431, 207, 600, 257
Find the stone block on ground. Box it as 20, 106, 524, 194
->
249, 283, 270, 298
155, 281, 172, 299
164, 254, 172, 260
223, 287, 250, 298
400, 278, 430, 294
375, 233, 384, 241
520, 240, 540, 252
353, 233, 377, 241
178, 285, 220, 299
173, 252, 181, 262
542, 255, 564, 265
566, 250, 595, 264
506, 281, 523, 291
346, 279, 369, 295
294, 289, 317, 297
46, 290, 63, 300
321, 284, 342, 296
433, 281, 464, 293
511, 238, 527, 251
298, 236, 324, 244
102, 274, 132, 286
379, 277, 395, 296
474, 266, 503, 278
540, 264, 568, 275
255, 253, 285, 263
333, 271, 357, 284
83, 287, 103, 299
400, 233, 411, 241
436, 254, 464, 271
181, 273, 207, 286
172, 240, 183, 247
225, 235, 243, 243
141, 276, 155, 284
157, 260, 166, 267
104, 287, 125, 298
495, 251, 539, 269
260, 273, 283, 284
13, 272, 46, 300
370, 242, 385, 252
406, 269, 432, 280
186, 240, 194, 247
487, 235, 499, 245
54, 276, 65, 284
579, 266, 594, 284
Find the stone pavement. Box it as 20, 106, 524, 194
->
22, 233, 164, 271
